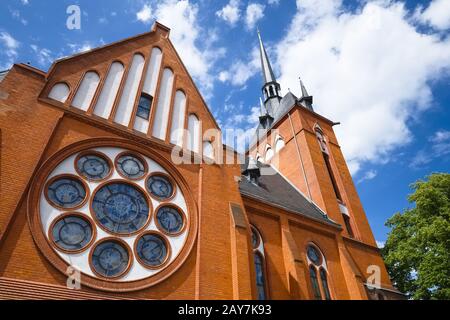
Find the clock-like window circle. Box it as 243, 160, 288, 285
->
155, 205, 185, 236
91, 182, 151, 235
115, 153, 147, 180
90, 238, 131, 278
135, 232, 170, 268
146, 173, 175, 200
307, 245, 322, 266
46, 175, 87, 209
50, 213, 95, 253
76, 152, 111, 181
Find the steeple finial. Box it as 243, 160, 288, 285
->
257, 29, 277, 84
299, 77, 314, 111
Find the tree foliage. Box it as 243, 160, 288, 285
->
382, 173, 450, 300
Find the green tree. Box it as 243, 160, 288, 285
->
382, 173, 450, 299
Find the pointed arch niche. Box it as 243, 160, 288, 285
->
152, 68, 174, 140
169, 90, 187, 147
72, 71, 100, 111
114, 53, 145, 126
93, 61, 124, 119
134, 47, 163, 134
187, 114, 200, 153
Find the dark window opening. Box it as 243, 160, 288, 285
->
137, 93, 153, 120
254, 252, 267, 300
323, 153, 342, 201
269, 86, 274, 97
319, 268, 332, 300
309, 266, 322, 300
343, 214, 354, 238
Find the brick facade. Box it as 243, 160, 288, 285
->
0, 22, 402, 300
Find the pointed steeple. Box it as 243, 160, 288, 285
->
257, 28, 277, 84
299, 77, 314, 111
257, 28, 281, 121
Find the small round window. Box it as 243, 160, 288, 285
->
46, 175, 87, 209
135, 232, 170, 269
115, 153, 147, 180
76, 152, 111, 181
91, 182, 150, 235
146, 173, 175, 200
90, 239, 131, 278
307, 245, 322, 266
50, 213, 95, 253
155, 205, 185, 236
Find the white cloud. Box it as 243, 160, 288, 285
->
274, 0, 450, 174
10, 9, 28, 25
245, 3, 265, 30
418, 0, 450, 30
136, 4, 153, 24
30, 44, 53, 66
357, 170, 377, 184
411, 130, 450, 168
151, 0, 226, 98
216, 0, 241, 26
219, 46, 260, 86
268, 0, 280, 5
0, 31, 20, 69
67, 42, 94, 54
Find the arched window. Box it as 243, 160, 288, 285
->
307, 244, 332, 300
202, 141, 214, 160
115, 54, 145, 126
309, 266, 322, 300
152, 68, 174, 140
265, 145, 274, 162
48, 82, 70, 103
319, 267, 331, 300
170, 90, 187, 147
315, 128, 342, 201
93, 62, 124, 119
269, 86, 274, 97
187, 114, 200, 153
274, 135, 285, 153
72, 71, 100, 111
251, 226, 267, 300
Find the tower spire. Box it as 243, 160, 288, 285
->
299, 77, 314, 111
257, 28, 277, 84
257, 28, 281, 121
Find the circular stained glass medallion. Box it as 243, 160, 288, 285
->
92, 182, 150, 235
116, 153, 147, 180
156, 205, 185, 235
46, 176, 87, 209
136, 233, 169, 268
307, 245, 322, 266
91, 239, 130, 278
76, 152, 111, 181
51, 214, 94, 252
146, 174, 174, 200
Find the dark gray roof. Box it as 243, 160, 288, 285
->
272, 91, 298, 122
239, 165, 340, 227
0, 70, 9, 83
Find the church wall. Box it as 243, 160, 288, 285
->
0, 65, 62, 242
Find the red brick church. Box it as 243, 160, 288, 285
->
0, 22, 402, 300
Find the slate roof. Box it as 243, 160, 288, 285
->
239, 164, 340, 227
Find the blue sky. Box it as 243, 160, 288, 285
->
1, 0, 449, 246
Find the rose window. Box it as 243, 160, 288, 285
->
28, 142, 197, 291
